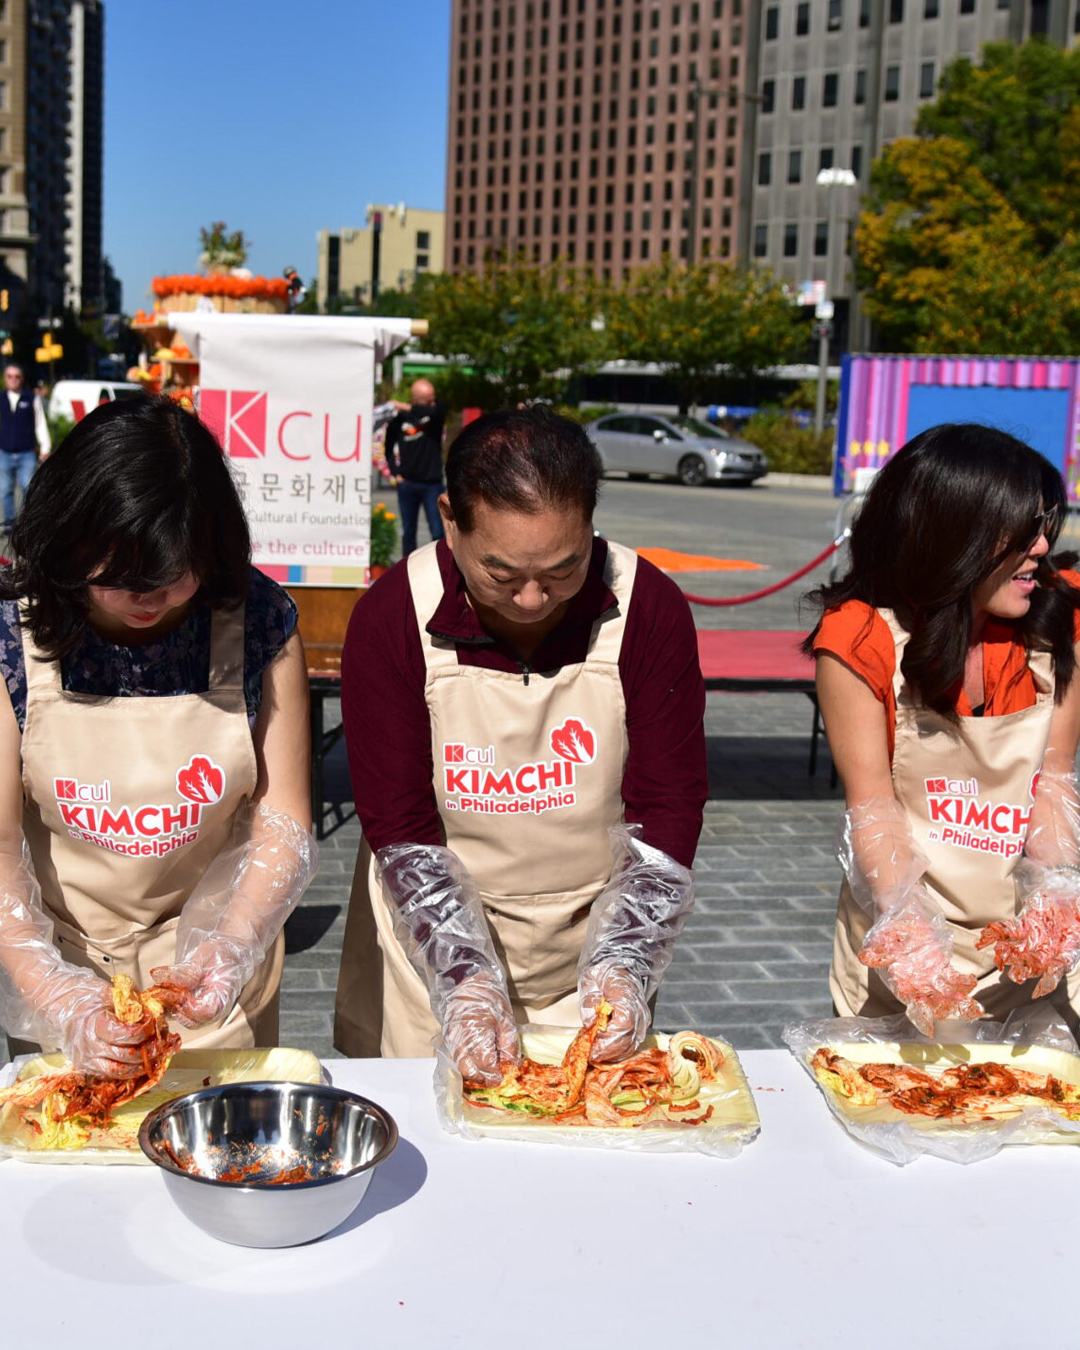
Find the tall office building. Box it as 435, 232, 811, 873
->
745, 0, 1056, 343
446, 0, 747, 277
0, 0, 104, 322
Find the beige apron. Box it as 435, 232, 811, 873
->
335, 540, 637, 1057
830, 608, 1070, 1022
14, 602, 282, 1052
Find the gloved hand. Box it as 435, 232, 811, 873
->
0, 849, 156, 1078
859, 890, 984, 1036
375, 842, 521, 1082
976, 863, 1080, 998
442, 972, 520, 1085
38, 967, 157, 1078
150, 803, 317, 1029
577, 826, 695, 1063
579, 962, 649, 1064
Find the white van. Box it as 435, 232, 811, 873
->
48, 379, 144, 424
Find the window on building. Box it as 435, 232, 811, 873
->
765, 5, 779, 38
757, 151, 771, 185
855, 68, 867, 103
814, 222, 828, 257
919, 61, 935, 97
819, 146, 834, 171
416, 230, 431, 250
851, 144, 863, 177
828, 0, 842, 28
792, 75, 806, 109
754, 224, 768, 257
796, 1, 810, 32
783, 223, 798, 257
960, 0, 975, 10
761, 78, 775, 113
823, 72, 838, 106
924, 0, 939, 15
859, 0, 871, 22
884, 65, 900, 100
889, 0, 903, 19
788, 149, 802, 183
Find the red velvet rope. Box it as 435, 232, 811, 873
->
681, 534, 848, 606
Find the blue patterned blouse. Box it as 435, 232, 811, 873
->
0, 567, 297, 731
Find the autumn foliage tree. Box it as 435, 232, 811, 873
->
856, 41, 1080, 353
605, 257, 804, 410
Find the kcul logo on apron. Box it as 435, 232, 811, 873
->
52, 754, 227, 858
923, 772, 1034, 859
442, 717, 598, 817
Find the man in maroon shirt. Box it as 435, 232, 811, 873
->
335, 406, 707, 1081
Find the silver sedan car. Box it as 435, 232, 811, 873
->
585, 412, 768, 486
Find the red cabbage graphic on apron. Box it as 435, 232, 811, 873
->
550, 718, 597, 764
175, 755, 227, 805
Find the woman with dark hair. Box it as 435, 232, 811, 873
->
0, 396, 316, 1077
807, 422, 1080, 1032
334, 405, 707, 1083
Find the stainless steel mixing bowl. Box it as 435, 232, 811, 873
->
138, 1081, 398, 1248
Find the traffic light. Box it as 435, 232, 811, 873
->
1, 290, 9, 311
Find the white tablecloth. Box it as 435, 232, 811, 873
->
0, 1048, 1072, 1347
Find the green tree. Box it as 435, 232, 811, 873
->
917, 41, 1080, 253
416, 257, 610, 407
856, 41, 1080, 353
605, 257, 803, 411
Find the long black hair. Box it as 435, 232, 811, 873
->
2, 395, 251, 657
445, 405, 602, 530
804, 423, 1080, 715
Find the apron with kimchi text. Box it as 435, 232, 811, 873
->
15, 603, 282, 1050
335, 540, 637, 1057
830, 608, 1072, 1022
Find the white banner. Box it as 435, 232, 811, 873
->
171, 313, 413, 586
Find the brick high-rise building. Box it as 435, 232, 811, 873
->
446, 0, 749, 278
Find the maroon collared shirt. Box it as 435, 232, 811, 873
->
341, 537, 707, 867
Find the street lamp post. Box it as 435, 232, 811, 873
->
813, 167, 857, 434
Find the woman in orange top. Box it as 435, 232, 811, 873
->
807, 423, 1080, 1033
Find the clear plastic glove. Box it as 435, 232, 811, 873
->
579, 963, 649, 1064
0, 850, 155, 1077
1024, 770, 1080, 870
859, 890, 984, 1036
442, 972, 519, 1085
577, 826, 695, 1063
837, 797, 930, 916
976, 862, 1080, 998
151, 803, 317, 1029
376, 842, 521, 1083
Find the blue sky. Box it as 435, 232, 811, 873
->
104, 0, 450, 311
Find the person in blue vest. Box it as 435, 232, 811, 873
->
0, 365, 50, 532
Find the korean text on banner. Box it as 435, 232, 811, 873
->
170, 313, 413, 586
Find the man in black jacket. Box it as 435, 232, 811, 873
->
385, 378, 447, 557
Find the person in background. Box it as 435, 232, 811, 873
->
0, 364, 50, 532
0, 396, 316, 1076
335, 405, 707, 1083
805, 423, 1080, 1036
384, 379, 447, 557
